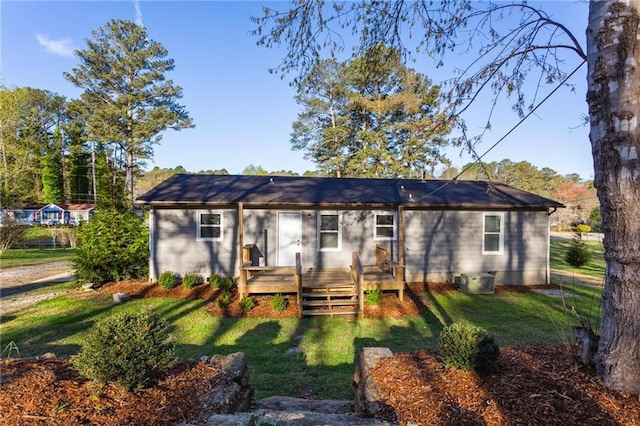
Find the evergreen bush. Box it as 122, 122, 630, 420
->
565, 235, 593, 268
271, 294, 287, 313
73, 209, 149, 284
182, 272, 199, 289
73, 310, 174, 391
218, 291, 232, 308
220, 276, 234, 293
438, 323, 500, 373
239, 296, 255, 313
209, 273, 222, 289
158, 270, 177, 290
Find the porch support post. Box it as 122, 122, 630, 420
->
397, 205, 406, 299
397, 205, 405, 268
238, 202, 246, 297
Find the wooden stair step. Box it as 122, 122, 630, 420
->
302, 309, 359, 316
303, 299, 358, 307
302, 291, 356, 298
302, 283, 355, 289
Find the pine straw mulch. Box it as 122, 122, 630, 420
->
1, 280, 639, 425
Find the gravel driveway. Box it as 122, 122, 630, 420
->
0, 261, 74, 314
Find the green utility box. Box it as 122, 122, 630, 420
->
459, 273, 495, 294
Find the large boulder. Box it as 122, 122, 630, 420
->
353, 347, 395, 417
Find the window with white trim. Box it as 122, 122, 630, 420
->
483, 212, 504, 254
198, 212, 223, 241
318, 213, 342, 251
374, 212, 397, 241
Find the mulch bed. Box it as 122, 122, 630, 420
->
0, 357, 221, 426
370, 344, 640, 425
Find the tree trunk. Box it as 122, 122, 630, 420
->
587, 1, 640, 395
126, 149, 134, 206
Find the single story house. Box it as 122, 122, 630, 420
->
135, 174, 563, 287
7, 203, 95, 225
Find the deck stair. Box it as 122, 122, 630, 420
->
300, 269, 360, 317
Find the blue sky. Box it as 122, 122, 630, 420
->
1, 1, 594, 179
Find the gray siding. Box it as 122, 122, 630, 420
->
403, 210, 549, 285
149, 207, 549, 285
149, 208, 239, 281
241, 209, 399, 269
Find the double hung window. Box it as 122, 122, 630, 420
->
318, 213, 341, 251
483, 213, 503, 254
374, 213, 397, 241
198, 212, 223, 241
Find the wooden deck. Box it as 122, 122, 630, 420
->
239, 267, 402, 296
237, 248, 405, 317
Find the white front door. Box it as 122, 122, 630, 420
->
278, 212, 302, 266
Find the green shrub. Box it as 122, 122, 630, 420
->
565, 238, 593, 268
438, 323, 500, 373
209, 273, 222, 289
158, 270, 177, 290
239, 296, 255, 313
220, 276, 234, 293
73, 209, 149, 284
182, 272, 199, 289
271, 294, 287, 313
218, 291, 232, 308
365, 287, 383, 306
73, 310, 174, 391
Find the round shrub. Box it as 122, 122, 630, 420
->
73, 310, 174, 391
239, 296, 255, 313
182, 272, 199, 289
438, 323, 500, 373
73, 209, 149, 284
576, 224, 591, 234
271, 294, 287, 313
158, 270, 177, 290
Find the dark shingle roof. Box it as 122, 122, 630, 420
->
135, 174, 564, 209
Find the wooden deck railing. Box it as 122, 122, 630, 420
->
351, 251, 365, 318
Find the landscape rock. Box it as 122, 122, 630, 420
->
112, 292, 130, 303
353, 347, 395, 417
196, 352, 254, 420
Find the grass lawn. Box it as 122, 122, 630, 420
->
550, 239, 605, 277
0, 248, 76, 269
0, 238, 605, 399
1, 283, 602, 399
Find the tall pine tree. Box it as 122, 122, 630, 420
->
64, 19, 194, 207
